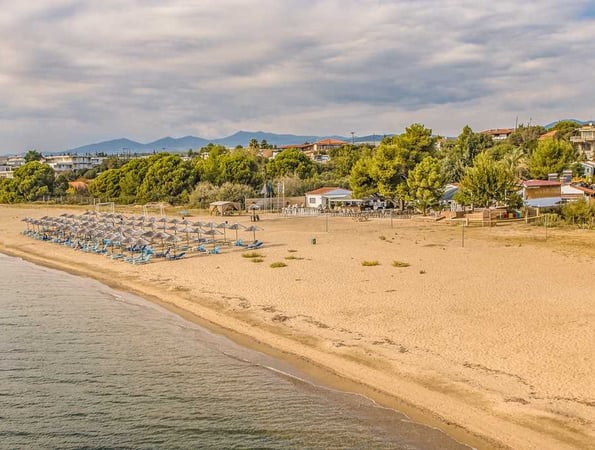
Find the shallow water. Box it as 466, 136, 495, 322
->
0, 253, 469, 449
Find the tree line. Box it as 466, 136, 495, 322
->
0, 121, 588, 212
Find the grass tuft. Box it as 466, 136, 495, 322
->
361, 260, 380, 266
270, 262, 287, 268
242, 252, 263, 258
392, 260, 410, 268
251, 258, 264, 263
287, 249, 298, 253
284, 255, 304, 260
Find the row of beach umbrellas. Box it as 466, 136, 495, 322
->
22, 212, 262, 251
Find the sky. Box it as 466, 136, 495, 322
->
1, 0, 594, 153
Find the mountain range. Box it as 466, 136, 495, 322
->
55, 131, 389, 156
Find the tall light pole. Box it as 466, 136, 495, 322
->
351, 131, 355, 145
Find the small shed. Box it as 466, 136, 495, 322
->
209, 201, 241, 215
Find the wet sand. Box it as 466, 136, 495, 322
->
1, 205, 593, 449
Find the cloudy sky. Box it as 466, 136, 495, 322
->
1, 0, 594, 153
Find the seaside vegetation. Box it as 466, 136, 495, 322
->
270, 262, 287, 268
1, 121, 592, 226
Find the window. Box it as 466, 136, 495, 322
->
309, 197, 316, 204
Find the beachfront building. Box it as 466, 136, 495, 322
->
305, 187, 352, 209
480, 128, 514, 141
570, 123, 595, 160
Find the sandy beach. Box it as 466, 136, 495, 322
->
1, 204, 593, 449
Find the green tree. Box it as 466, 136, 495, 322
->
216, 182, 256, 203
0, 178, 17, 203
349, 154, 377, 199
528, 139, 577, 179
371, 123, 436, 203
137, 154, 195, 204
266, 148, 317, 179
441, 125, 493, 182
219, 149, 262, 187
248, 138, 260, 151
193, 144, 229, 184
455, 153, 516, 208
507, 124, 545, 154
88, 168, 124, 201
24, 149, 43, 162
11, 161, 55, 201
406, 157, 445, 215
552, 120, 580, 141
328, 144, 367, 179
188, 181, 218, 209
119, 157, 152, 202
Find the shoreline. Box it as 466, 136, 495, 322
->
0, 246, 485, 449
2, 205, 593, 449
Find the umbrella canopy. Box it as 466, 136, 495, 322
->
227, 222, 245, 241
244, 225, 262, 241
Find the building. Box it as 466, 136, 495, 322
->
570, 123, 595, 160
305, 187, 352, 209
0, 165, 14, 179
44, 155, 96, 173
480, 128, 514, 141
6, 156, 26, 168
279, 138, 348, 162
521, 180, 562, 208
580, 161, 595, 178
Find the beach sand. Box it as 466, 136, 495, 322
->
1, 205, 593, 449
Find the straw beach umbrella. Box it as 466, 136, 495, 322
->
227, 223, 245, 241
244, 225, 262, 242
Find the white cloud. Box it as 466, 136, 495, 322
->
0, 0, 594, 152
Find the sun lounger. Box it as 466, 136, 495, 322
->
166, 251, 186, 260
209, 246, 220, 255
246, 240, 263, 249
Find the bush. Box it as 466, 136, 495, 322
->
561, 199, 595, 227
270, 262, 287, 268
533, 213, 562, 227
361, 260, 380, 266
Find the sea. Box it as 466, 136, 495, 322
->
0, 253, 470, 450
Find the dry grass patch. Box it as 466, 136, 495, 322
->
287, 249, 298, 253
251, 258, 264, 263
284, 255, 304, 260
392, 260, 410, 268
270, 262, 287, 268
242, 252, 264, 259
361, 260, 380, 267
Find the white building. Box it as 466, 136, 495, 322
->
305, 187, 352, 209
44, 155, 95, 172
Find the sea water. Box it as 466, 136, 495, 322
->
0, 254, 469, 449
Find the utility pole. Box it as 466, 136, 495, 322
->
351, 131, 355, 145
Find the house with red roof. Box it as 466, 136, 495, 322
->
521, 180, 562, 207
279, 138, 348, 162
480, 128, 514, 141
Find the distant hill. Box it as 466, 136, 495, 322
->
55, 131, 395, 155
544, 119, 594, 130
